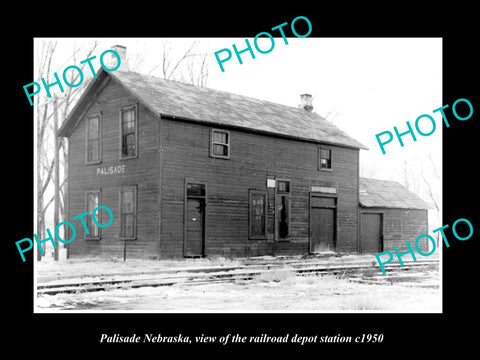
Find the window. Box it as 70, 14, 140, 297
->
276, 180, 291, 240
86, 114, 101, 163
187, 183, 206, 197
210, 129, 230, 158
277, 180, 290, 193
85, 191, 100, 239
120, 105, 138, 158
319, 148, 332, 170
249, 190, 267, 239
120, 186, 137, 239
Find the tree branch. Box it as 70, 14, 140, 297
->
420, 166, 440, 212
43, 195, 54, 213
166, 42, 197, 79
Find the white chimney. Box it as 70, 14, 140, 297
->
299, 93, 313, 112
107, 45, 128, 71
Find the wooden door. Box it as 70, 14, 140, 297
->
310, 207, 335, 252
360, 213, 383, 253
185, 198, 205, 257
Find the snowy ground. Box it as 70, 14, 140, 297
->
35, 254, 441, 313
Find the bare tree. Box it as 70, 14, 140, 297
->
185, 52, 209, 87
144, 41, 209, 86
420, 153, 440, 213
164, 41, 196, 80
52, 98, 60, 260
402, 159, 422, 196
36, 41, 57, 260
324, 108, 341, 123
420, 149, 441, 243
36, 40, 98, 260
403, 160, 410, 192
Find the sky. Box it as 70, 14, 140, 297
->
35, 37, 443, 227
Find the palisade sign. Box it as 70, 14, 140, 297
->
96, 164, 126, 175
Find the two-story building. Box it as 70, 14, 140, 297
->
58, 47, 372, 259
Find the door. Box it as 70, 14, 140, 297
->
185, 198, 205, 257
310, 207, 335, 252
277, 195, 290, 239
275, 180, 291, 241
360, 213, 383, 253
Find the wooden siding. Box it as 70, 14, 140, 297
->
67, 77, 161, 259
65, 76, 362, 259
360, 208, 428, 253
159, 118, 359, 258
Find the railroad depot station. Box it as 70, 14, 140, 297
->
58, 46, 431, 260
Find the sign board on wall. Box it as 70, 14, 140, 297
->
96, 164, 126, 175
311, 186, 337, 194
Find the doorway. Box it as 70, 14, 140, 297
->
310, 195, 337, 253
184, 181, 206, 257
360, 213, 383, 253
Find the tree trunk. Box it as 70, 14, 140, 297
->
62, 139, 68, 259
36, 103, 46, 261
53, 98, 60, 261
36, 186, 44, 261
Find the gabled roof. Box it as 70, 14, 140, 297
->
59, 69, 367, 150
359, 177, 432, 210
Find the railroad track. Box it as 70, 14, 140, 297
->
37, 259, 439, 296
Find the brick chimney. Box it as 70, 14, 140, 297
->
299, 93, 313, 112
108, 45, 129, 71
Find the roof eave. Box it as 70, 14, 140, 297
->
59, 69, 369, 151
160, 113, 367, 150
359, 203, 432, 210
58, 68, 108, 137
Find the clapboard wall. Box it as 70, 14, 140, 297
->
64, 73, 361, 259
67, 77, 161, 259
360, 208, 429, 253
159, 117, 360, 258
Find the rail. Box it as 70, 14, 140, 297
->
37, 259, 439, 296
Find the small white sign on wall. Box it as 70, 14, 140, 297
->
311, 186, 337, 194
267, 179, 276, 188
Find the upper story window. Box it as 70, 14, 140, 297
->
120, 105, 138, 159
210, 129, 230, 159
86, 114, 101, 163
318, 147, 332, 170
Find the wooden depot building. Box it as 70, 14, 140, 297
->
59, 46, 429, 260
